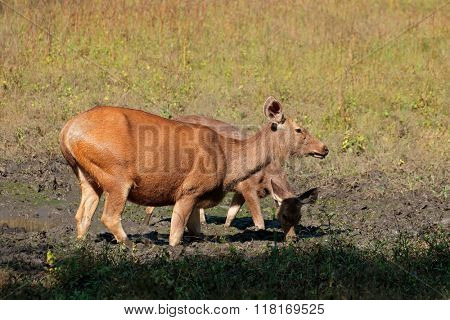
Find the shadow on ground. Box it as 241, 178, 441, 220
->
95, 214, 335, 245
1, 232, 448, 299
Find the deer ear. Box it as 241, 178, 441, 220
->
263, 97, 285, 124
270, 179, 288, 204
297, 188, 319, 204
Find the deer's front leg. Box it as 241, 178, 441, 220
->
143, 206, 155, 225
242, 190, 265, 230
199, 208, 207, 224
169, 198, 196, 246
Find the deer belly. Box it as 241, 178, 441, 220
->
196, 189, 227, 209
127, 175, 180, 206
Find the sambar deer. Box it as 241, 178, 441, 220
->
144, 115, 328, 234
60, 97, 328, 246
270, 180, 319, 238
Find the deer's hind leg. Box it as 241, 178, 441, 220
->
143, 206, 155, 225
75, 168, 102, 239
224, 192, 245, 227
187, 207, 202, 236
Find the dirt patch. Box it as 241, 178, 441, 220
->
0, 157, 448, 298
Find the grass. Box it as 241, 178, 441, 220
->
0, 0, 448, 192
0, 180, 65, 206
1, 229, 448, 299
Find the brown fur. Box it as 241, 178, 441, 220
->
145, 114, 328, 234
270, 181, 319, 238
60, 97, 327, 246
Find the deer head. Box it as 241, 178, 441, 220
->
270, 179, 319, 238
263, 97, 329, 162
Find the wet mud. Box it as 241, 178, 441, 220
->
0, 157, 448, 279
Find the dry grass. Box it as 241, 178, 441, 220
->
0, 0, 448, 192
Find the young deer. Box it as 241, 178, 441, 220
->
60, 97, 328, 246
144, 115, 327, 232
270, 180, 319, 238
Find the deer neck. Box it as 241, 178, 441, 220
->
268, 164, 297, 197
223, 123, 290, 189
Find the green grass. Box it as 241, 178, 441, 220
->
1, 229, 448, 299
0, 0, 448, 192
0, 181, 65, 206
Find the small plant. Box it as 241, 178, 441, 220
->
14, 127, 26, 146
341, 131, 366, 155
395, 158, 405, 167
269, 206, 277, 220
46, 249, 56, 267
302, 115, 313, 126
159, 106, 173, 119
432, 185, 448, 200
411, 91, 434, 111
46, 249, 59, 272
326, 211, 337, 229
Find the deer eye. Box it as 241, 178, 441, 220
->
295, 128, 302, 133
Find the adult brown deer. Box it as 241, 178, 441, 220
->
60, 97, 328, 246
144, 115, 327, 233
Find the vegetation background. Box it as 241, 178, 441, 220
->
0, 0, 448, 299
1, 0, 448, 186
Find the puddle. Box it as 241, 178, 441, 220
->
0, 206, 62, 232
0, 217, 58, 232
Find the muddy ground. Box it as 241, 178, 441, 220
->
0, 156, 449, 298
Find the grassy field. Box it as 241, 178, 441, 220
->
0, 0, 449, 299
1, 0, 449, 180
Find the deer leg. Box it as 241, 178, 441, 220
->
74, 185, 88, 237
77, 186, 101, 238
187, 207, 202, 236
242, 190, 265, 230
169, 197, 196, 246
199, 208, 207, 224
224, 192, 245, 227
100, 184, 132, 248
75, 169, 102, 239
143, 206, 155, 225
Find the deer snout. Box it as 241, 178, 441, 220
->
310, 144, 329, 159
